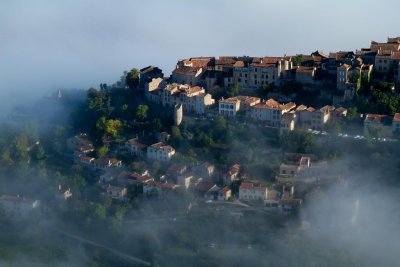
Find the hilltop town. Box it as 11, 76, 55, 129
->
1, 36, 400, 266
3, 36, 400, 218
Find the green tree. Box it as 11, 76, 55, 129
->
126, 68, 140, 89
105, 119, 123, 138
227, 83, 240, 97
97, 146, 109, 157
258, 84, 270, 97
121, 104, 128, 113
136, 104, 149, 121
31, 145, 46, 160
293, 54, 303, 66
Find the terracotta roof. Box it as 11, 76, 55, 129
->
295, 105, 308, 111
393, 113, 400, 122
334, 107, 347, 114
319, 105, 335, 113
188, 57, 214, 68
126, 138, 147, 149
254, 99, 295, 111
233, 61, 246, 68
221, 96, 261, 105
215, 57, 237, 65
365, 114, 389, 124
261, 57, 284, 64
250, 62, 276, 68
150, 142, 175, 153
296, 66, 315, 74
338, 64, 351, 69
140, 66, 161, 74
391, 51, 400, 60
172, 66, 201, 76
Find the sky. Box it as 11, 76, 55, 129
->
0, 0, 399, 101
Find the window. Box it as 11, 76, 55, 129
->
245, 74, 248, 78
255, 68, 258, 72
254, 75, 257, 79
245, 80, 247, 84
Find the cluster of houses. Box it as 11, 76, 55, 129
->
364, 113, 400, 136
219, 96, 346, 131
135, 36, 399, 100
145, 78, 215, 115
63, 131, 308, 215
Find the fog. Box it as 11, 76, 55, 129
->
1, 1, 400, 266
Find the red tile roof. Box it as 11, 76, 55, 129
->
393, 113, 400, 122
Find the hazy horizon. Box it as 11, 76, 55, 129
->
1, 0, 399, 98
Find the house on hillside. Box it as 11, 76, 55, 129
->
94, 157, 122, 171
218, 96, 261, 117
105, 185, 128, 201
250, 99, 296, 127
295, 66, 316, 84
147, 142, 175, 162
125, 137, 147, 157
239, 183, 267, 201
222, 164, 241, 185
139, 66, 163, 88
393, 113, 400, 135
363, 114, 392, 136
0, 195, 40, 219
67, 133, 94, 153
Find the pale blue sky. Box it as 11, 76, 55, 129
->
0, 0, 399, 98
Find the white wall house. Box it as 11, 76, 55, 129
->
147, 142, 175, 162
239, 183, 267, 201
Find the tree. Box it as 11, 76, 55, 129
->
259, 84, 270, 97
348, 71, 360, 84
136, 104, 149, 121
280, 130, 314, 153
227, 84, 240, 97
121, 104, 128, 113
293, 54, 303, 66
104, 119, 123, 139
126, 68, 140, 89
97, 146, 109, 157
171, 126, 183, 141
31, 145, 46, 160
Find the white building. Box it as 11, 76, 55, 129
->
250, 99, 296, 127
106, 185, 127, 201
145, 82, 214, 115
218, 96, 261, 117
147, 142, 175, 162
239, 183, 267, 201
125, 138, 147, 157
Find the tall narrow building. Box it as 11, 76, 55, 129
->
174, 104, 183, 126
